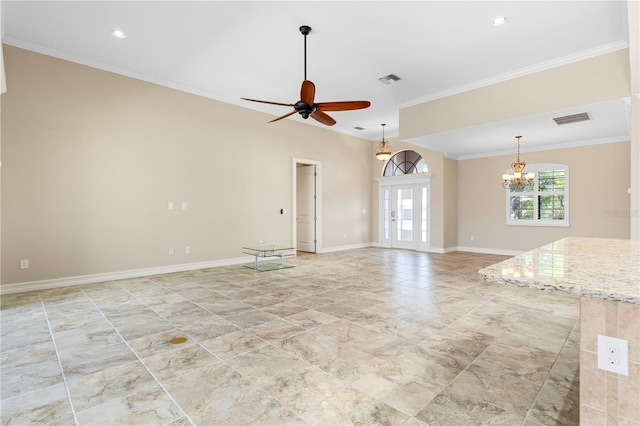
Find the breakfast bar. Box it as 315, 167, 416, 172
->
479, 237, 639, 424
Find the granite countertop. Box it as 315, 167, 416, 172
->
479, 237, 640, 304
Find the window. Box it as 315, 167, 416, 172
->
506, 164, 569, 227
383, 150, 428, 176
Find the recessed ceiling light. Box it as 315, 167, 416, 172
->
110, 29, 126, 39
491, 16, 508, 26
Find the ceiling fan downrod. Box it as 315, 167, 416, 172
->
299, 25, 311, 81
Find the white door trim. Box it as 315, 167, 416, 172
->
293, 158, 323, 253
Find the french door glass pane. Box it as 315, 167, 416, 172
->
396, 188, 414, 241
383, 189, 390, 240
421, 187, 427, 243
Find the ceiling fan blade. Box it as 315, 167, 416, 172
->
268, 110, 297, 123
241, 98, 293, 107
315, 101, 371, 111
310, 109, 336, 126
300, 80, 315, 106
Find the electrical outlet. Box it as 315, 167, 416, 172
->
185, 246, 190, 254
597, 335, 629, 376
168, 248, 174, 255
20, 259, 29, 269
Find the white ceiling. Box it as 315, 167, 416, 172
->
1, 1, 631, 157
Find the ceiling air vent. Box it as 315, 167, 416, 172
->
354, 126, 365, 130
553, 112, 591, 125
378, 74, 401, 85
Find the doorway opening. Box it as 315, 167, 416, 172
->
293, 158, 322, 253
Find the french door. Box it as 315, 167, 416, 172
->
390, 185, 418, 249
377, 174, 431, 251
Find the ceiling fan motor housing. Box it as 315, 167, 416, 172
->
294, 101, 314, 119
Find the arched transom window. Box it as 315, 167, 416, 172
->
383, 150, 428, 176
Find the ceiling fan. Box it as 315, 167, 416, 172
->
242, 25, 371, 126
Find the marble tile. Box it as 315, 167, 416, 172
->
52, 319, 122, 350
193, 296, 253, 316
226, 344, 304, 385
160, 363, 253, 414
59, 342, 137, 380
302, 386, 409, 426
352, 360, 443, 416
619, 302, 640, 363
0, 321, 52, 353
242, 294, 286, 309
128, 328, 195, 358
285, 309, 337, 329
111, 316, 175, 341
142, 343, 221, 382
200, 330, 269, 361
177, 316, 239, 342
307, 345, 386, 384
619, 361, 640, 423
222, 309, 278, 328
67, 360, 159, 411
277, 330, 338, 360
418, 329, 495, 364
75, 387, 184, 425
0, 248, 582, 425
0, 358, 63, 399
444, 362, 541, 417
247, 319, 305, 343
0, 341, 57, 372
580, 349, 606, 411
187, 384, 304, 425
579, 404, 606, 426
0, 383, 71, 425
473, 342, 557, 385
528, 379, 579, 426
415, 386, 525, 426
261, 301, 307, 318
392, 346, 468, 388
260, 363, 347, 415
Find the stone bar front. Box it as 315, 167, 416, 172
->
479, 237, 639, 424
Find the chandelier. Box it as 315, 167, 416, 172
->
375, 123, 392, 161
502, 135, 535, 190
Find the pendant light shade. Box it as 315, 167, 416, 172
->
375, 123, 392, 161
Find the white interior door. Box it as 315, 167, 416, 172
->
391, 184, 418, 250
296, 165, 316, 252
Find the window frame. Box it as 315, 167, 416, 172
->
505, 163, 569, 227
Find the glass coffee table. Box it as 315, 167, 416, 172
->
242, 244, 296, 272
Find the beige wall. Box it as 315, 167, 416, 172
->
400, 49, 631, 140
1, 46, 374, 285
457, 142, 631, 252
443, 157, 458, 249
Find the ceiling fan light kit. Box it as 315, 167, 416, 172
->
242, 25, 370, 126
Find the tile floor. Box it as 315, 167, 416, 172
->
0, 248, 580, 425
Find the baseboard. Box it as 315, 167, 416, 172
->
0, 256, 258, 295
1, 244, 519, 295
319, 242, 374, 253
455, 246, 523, 256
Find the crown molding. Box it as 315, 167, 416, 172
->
398, 41, 629, 109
